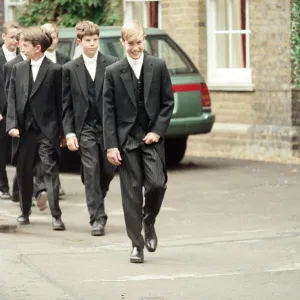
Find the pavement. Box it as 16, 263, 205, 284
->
1, 156, 300, 300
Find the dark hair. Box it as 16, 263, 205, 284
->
75, 20, 99, 40
21, 27, 52, 52
16, 28, 24, 42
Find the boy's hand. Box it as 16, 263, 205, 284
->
8, 128, 20, 138
107, 148, 122, 166
60, 136, 67, 148
67, 136, 79, 151
143, 132, 160, 144
0, 114, 2, 121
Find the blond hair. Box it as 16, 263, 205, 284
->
41, 23, 58, 36
2, 21, 21, 35
75, 20, 99, 40
121, 20, 146, 42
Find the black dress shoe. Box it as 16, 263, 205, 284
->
17, 214, 30, 225
91, 221, 105, 236
52, 217, 65, 231
143, 221, 157, 252
130, 247, 144, 263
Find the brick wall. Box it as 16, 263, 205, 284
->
161, 0, 206, 75
162, 0, 296, 159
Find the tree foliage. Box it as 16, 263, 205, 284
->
17, 0, 120, 27
291, 0, 300, 87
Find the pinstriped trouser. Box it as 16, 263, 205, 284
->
118, 126, 167, 249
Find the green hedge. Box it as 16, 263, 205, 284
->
17, 0, 120, 28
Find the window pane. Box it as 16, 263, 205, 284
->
100, 38, 125, 58
131, 2, 145, 26
149, 39, 191, 74
56, 40, 73, 58
124, 1, 159, 28
216, 0, 247, 31
232, 33, 246, 68
216, 34, 229, 68
216, 0, 228, 30
232, 0, 246, 30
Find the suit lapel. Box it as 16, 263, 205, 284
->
120, 58, 136, 108
16, 53, 24, 63
21, 60, 30, 100
143, 55, 153, 103
30, 57, 51, 98
95, 52, 106, 101
55, 52, 60, 65
0, 49, 7, 64
75, 56, 88, 102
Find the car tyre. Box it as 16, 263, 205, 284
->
165, 137, 187, 165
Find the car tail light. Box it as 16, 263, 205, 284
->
200, 83, 211, 110
172, 83, 212, 111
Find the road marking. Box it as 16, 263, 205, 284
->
83, 272, 241, 282
266, 263, 300, 273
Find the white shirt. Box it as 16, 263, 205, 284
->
127, 53, 144, 79
45, 50, 56, 63
2, 45, 17, 62
82, 51, 98, 81
31, 55, 45, 82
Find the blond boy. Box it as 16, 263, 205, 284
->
41, 23, 70, 65
103, 20, 174, 263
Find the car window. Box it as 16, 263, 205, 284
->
63, 35, 197, 74
56, 39, 73, 58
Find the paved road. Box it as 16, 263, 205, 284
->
1, 156, 300, 300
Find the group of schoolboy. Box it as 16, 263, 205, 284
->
0, 19, 174, 263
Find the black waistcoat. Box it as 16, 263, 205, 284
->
130, 65, 150, 133
24, 66, 40, 132
84, 66, 99, 126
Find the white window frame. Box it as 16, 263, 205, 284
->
4, 0, 25, 21
206, 0, 254, 91
123, 0, 162, 29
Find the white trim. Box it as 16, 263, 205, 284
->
215, 30, 250, 34
4, 0, 25, 21
207, 83, 255, 92
206, 0, 252, 91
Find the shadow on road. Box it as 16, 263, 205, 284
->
167, 156, 249, 172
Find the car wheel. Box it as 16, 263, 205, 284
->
165, 137, 187, 165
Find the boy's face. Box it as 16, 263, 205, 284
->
122, 33, 145, 60
2, 28, 18, 52
48, 32, 58, 52
78, 34, 99, 58
21, 39, 41, 60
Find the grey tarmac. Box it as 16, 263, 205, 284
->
1, 156, 300, 300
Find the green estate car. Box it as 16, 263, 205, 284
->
57, 27, 215, 168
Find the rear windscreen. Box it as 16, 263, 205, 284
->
69, 35, 197, 75
56, 40, 73, 58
